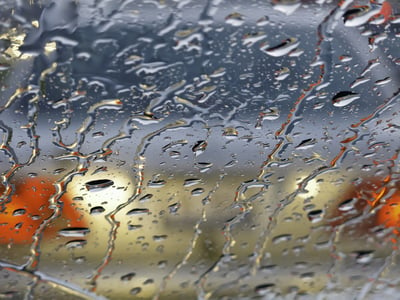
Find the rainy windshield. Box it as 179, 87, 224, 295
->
0, 0, 400, 299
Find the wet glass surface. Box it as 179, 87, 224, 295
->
0, 0, 399, 299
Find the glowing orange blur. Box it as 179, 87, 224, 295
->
0, 177, 86, 244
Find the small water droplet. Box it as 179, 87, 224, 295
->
65, 239, 87, 249
139, 194, 153, 203
275, 0, 301, 14
58, 227, 90, 237
338, 198, 356, 212
339, 55, 353, 62
74, 256, 86, 264
272, 234, 292, 244
85, 179, 114, 191
130, 287, 141, 295
169, 150, 181, 158
168, 202, 180, 214
223, 127, 238, 139
147, 180, 166, 188
128, 224, 142, 231
262, 38, 299, 57
194, 162, 213, 172
256, 16, 270, 26
307, 210, 324, 223
225, 12, 245, 26
255, 283, 275, 295
191, 188, 204, 196
375, 76, 391, 86
90, 206, 105, 215
153, 235, 167, 242
350, 76, 370, 89
121, 272, 136, 281
274, 67, 290, 81
184, 178, 202, 187
295, 138, 316, 150
354, 250, 374, 264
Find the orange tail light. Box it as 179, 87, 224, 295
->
0, 177, 86, 244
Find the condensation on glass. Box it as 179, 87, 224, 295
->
0, 0, 399, 299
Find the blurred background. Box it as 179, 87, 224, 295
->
0, 0, 400, 299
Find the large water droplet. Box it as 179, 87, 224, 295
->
90, 206, 105, 215
332, 91, 360, 107
343, 6, 380, 27
192, 140, 207, 156
262, 38, 299, 57
126, 208, 150, 216
307, 209, 324, 223
225, 12, 245, 26
295, 138, 316, 150
85, 179, 114, 191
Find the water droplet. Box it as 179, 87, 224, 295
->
273, 0, 301, 16
256, 16, 270, 26
184, 178, 202, 187
262, 38, 299, 57
144, 278, 154, 285
130, 287, 141, 295
192, 140, 208, 156
274, 67, 290, 81
128, 224, 142, 231
242, 32, 267, 47
74, 256, 86, 264
12, 209, 26, 216
339, 55, 353, 62
85, 179, 114, 191
90, 206, 105, 215
191, 188, 204, 196
126, 208, 150, 216
332, 91, 360, 107
354, 250, 374, 264
255, 283, 275, 295
169, 150, 181, 158
272, 234, 292, 244
223, 127, 238, 139
338, 198, 356, 212
65, 239, 87, 249
139, 194, 153, 203
58, 227, 90, 237
350, 77, 370, 89
225, 12, 245, 26
307, 210, 324, 223
147, 180, 166, 188
168, 202, 181, 214
87, 99, 123, 114
375, 77, 391, 86
121, 272, 136, 281
194, 162, 213, 172
343, 6, 380, 27
300, 272, 315, 279
295, 138, 316, 150
153, 235, 167, 242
